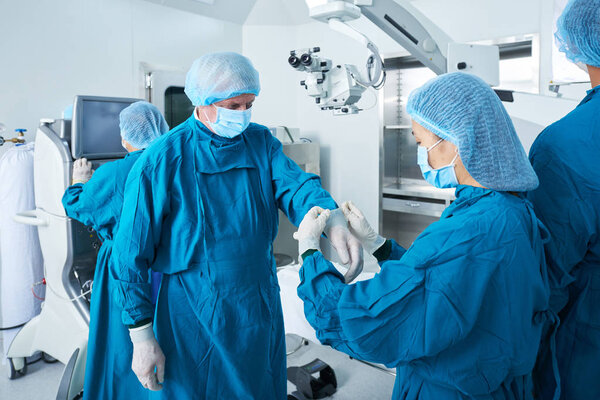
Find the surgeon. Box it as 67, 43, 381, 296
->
62, 101, 169, 400
111, 52, 362, 399
295, 72, 555, 400
528, 1, 600, 398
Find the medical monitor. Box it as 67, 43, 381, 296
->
71, 95, 143, 159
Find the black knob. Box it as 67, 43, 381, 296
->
288, 55, 301, 68
313, 47, 320, 53
342, 108, 348, 113
317, 79, 323, 84
300, 53, 312, 66
457, 62, 467, 70
300, 80, 306, 86
316, 98, 321, 104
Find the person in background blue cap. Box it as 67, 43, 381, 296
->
529, 1, 600, 399
294, 72, 555, 400
111, 52, 362, 399
62, 101, 168, 400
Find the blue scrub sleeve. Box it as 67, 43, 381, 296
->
111, 156, 172, 326
61, 164, 121, 239
297, 237, 498, 367
528, 140, 591, 310
269, 137, 337, 225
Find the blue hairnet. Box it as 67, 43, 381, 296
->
184, 52, 260, 106
406, 72, 538, 192
119, 101, 169, 149
555, 0, 600, 68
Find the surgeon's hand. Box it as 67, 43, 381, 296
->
72, 158, 94, 184
294, 207, 331, 255
130, 323, 165, 391
342, 201, 386, 255
324, 208, 364, 283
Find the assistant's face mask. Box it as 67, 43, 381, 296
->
204, 105, 252, 139
417, 139, 459, 189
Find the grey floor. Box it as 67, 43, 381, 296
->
0, 336, 395, 400
0, 337, 65, 400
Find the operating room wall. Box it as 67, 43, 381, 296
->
0, 0, 242, 159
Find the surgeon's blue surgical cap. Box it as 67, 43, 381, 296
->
406, 72, 538, 192
555, 0, 600, 68
119, 101, 169, 149
184, 52, 261, 106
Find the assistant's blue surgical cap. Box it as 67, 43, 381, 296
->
406, 72, 538, 192
119, 101, 169, 149
184, 52, 261, 106
555, 0, 600, 68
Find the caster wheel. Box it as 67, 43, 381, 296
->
7, 358, 26, 379
42, 352, 58, 363
7, 358, 16, 380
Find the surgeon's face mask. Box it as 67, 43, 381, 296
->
576, 62, 589, 73
417, 139, 459, 189
203, 105, 252, 139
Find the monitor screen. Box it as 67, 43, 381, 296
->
71, 96, 143, 159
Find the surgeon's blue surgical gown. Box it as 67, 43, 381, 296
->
112, 116, 337, 399
298, 186, 552, 400
62, 151, 148, 400
529, 86, 600, 400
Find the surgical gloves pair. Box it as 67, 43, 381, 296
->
295, 205, 367, 283
130, 323, 165, 391
341, 201, 386, 254
72, 158, 94, 184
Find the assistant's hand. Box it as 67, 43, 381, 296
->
294, 206, 331, 255
130, 323, 165, 391
72, 158, 94, 184
342, 201, 386, 255
324, 208, 364, 283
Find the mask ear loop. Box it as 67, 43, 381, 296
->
449, 148, 459, 166
427, 138, 444, 152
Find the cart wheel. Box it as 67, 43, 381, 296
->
7, 358, 17, 380
42, 352, 58, 363
18, 360, 27, 376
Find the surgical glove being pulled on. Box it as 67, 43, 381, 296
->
72, 158, 94, 184
130, 323, 165, 392
342, 201, 386, 255
324, 208, 364, 283
294, 206, 331, 255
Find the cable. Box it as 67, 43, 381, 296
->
45, 278, 93, 302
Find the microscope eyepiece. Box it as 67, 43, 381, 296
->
300, 53, 313, 66
288, 55, 301, 68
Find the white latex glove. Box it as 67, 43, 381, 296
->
324, 208, 364, 283
72, 158, 94, 184
294, 206, 331, 255
342, 201, 386, 254
130, 323, 165, 391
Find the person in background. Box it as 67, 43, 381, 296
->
62, 101, 168, 400
111, 52, 363, 399
528, 1, 600, 398
294, 72, 555, 400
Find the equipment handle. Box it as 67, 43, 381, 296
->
13, 210, 47, 226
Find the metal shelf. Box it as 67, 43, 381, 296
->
384, 125, 412, 130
